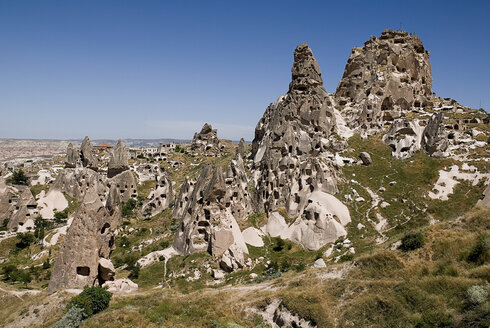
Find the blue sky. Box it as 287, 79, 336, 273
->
1, 0, 489, 140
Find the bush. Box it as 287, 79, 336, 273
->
67, 286, 112, 317
467, 234, 489, 265
16, 233, 35, 249
6, 169, 29, 185
467, 285, 489, 305
52, 305, 85, 328
54, 209, 69, 224
122, 199, 138, 218
399, 232, 425, 251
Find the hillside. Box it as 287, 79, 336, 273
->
0, 30, 489, 328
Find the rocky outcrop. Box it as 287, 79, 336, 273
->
251, 42, 338, 217
141, 173, 174, 217
172, 165, 249, 271
224, 154, 252, 222
51, 167, 136, 204
190, 123, 222, 152
102, 278, 138, 295
422, 112, 448, 157
237, 138, 246, 159
51, 167, 108, 201
0, 177, 15, 222
107, 140, 129, 178
65, 143, 79, 168
7, 188, 38, 231
383, 119, 424, 159
172, 177, 195, 219
48, 186, 121, 292
477, 184, 490, 208
80, 136, 98, 171
336, 29, 433, 136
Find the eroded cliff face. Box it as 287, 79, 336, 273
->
48, 186, 121, 292
251, 42, 339, 218
335, 29, 433, 135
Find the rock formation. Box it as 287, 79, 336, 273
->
107, 139, 129, 178
190, 123, 223, 152
64, 143, 79, 168
51, 166, 137, 204
251, 42, 338, 217
236, 138, 246, 159
422, 112, 448, 157
383, 119, 424, 159
336, 29, 433, 136
80, 136, 98, 171
7, 188, 38, 230
172, 165, 249, 271
48, 186, 121, 292
141, 173, 174, 217
0, 177, 15, 222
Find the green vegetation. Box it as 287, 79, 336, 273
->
15, 233, 35, 249
6, 169, 29, 185
399, 231, 425, 252
467, 233, 489, 265
67, 286, 112, 317
122, 198, 139, 218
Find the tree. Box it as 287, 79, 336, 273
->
6, 169, 29, 185
16, 233, 35, 249
17, 270, 32, 288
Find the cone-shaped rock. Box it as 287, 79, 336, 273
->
108, 139, 129, 178
65, 143, 79, 168
80, 136, 98, 171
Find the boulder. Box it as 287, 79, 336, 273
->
359, 152, 372, 165
102, 278, 138, 295
98, 258, 115, 281
313, 258, 326, 268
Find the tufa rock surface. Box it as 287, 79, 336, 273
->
191, 123, 223, 152
336, 30, 433, 136
251, 42, 338, 217
65, 143, 79, 168
108, 139, 130, 178
80, 136, 99, 171
48, 186, 121, 292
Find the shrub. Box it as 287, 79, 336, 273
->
54, 209, 69, 224
399, 231, 425, 251
467, 234, 489, 265
52, 305, 85, 328
467, 285, 489, 305
6, 170, 29, 185
67, 286, 112, 317
16, 233, 35, 249
122, 199, 138, 218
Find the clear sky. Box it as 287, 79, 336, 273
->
1, 0, 489, 141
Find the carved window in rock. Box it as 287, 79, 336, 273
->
76, 266, 90, 276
